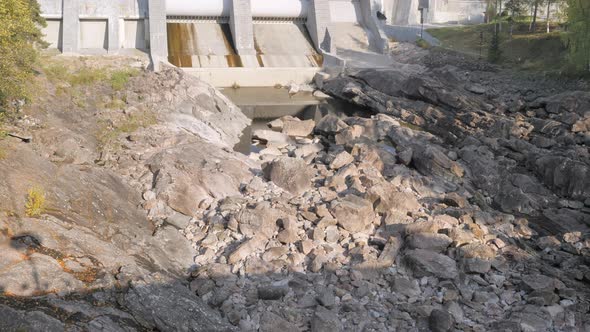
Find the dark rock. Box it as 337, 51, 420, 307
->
429, 309, 455, 332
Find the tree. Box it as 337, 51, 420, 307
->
529, 0, 544, 32
0, 0, 46, 108
488, 25, 503, 63
505, 0, 527, 37
566, 0, 590, 71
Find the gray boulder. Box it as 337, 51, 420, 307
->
264, 157, 314, 195
404, 249, 458, 279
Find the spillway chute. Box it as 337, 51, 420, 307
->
165, 0, 310, 18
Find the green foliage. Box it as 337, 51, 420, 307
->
0, 0, 46, 107
25, 186, 46, 217
416, 38, 430, 49
488, 29, 503, 63
97, 110, 157, 151
565, 0, 590, 71
69, 67, 109, 86
110, 69, 139, 91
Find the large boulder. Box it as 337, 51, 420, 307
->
330, 195, 375, 233
263, 157, 314, 195
404, 249, 458, 279
236, 202, 280, 239
148, 142, 254, 216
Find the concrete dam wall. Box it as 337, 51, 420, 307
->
36, 0, 481, 86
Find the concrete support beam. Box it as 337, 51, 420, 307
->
61, 0, 79, 54
148, 0, 169, 71
107, 14, 120, 53
230, 0, 258, 67
359, 0, 389, 54
306, 0, 331, 53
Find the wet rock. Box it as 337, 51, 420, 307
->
404, 249, 458, 279
264, 157, 314, 195
330, 195, 375, 233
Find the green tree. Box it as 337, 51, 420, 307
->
488, 26, 503, 63
0, 0, 46, 108
565, 0, 590, 71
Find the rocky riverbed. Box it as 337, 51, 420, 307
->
0, 48, 589, 331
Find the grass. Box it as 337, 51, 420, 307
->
427, 21, 568, 71
25, 186, 46, 217
109, 69, 140, 91
416, 38, 430, 49
97, 109, 157, 151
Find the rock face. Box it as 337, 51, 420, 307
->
2, 50, 590, 332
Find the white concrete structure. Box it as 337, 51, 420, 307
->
38, 0, 393, 85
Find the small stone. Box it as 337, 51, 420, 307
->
316, 289, 336, 308
325, 226, 340, 243
329, 151, 354, 170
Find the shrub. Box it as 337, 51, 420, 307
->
0, 0, 47, 107
25, 186, 46, 217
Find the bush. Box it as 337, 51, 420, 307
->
0, 0, 46, 107
25, 186, 46, 217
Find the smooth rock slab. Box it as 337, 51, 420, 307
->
404, 249, 458, 279
121, 276, 234, 331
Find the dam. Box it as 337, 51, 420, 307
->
38, 0, 485, 87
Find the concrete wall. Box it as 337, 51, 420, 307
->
383, 0, 486, 25
184, 67, 320, 87
40, 0, 149, 53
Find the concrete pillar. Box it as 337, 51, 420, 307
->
107, 9, 120, 53
230, 0, 258, 67
148, 0, 169, 70
306, 0, 331, 53
61, 0, 79, 54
